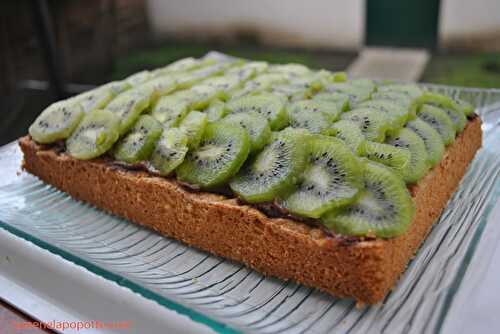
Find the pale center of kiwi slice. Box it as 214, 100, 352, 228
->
253, 152, 275, 173
304, 164, 330, 190
81, 127, 106, 145
357, 190, 385, 216
195, 144, 225, 160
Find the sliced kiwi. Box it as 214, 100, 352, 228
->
173, 63, 228, 89
75, 87, 115, 113
149, 128, 189, 176
203, 75, 242, 100
341, 108, 391, 142
157, 57, 213, 75
281, 136, 362, 218
370, 91, 417, 119
174, 84, 224, 110
324, 82, 372, 104
136, 76, 177, 102
350, 79, 377, 92
221, 113, 271, 152
378, 84, 423, 99
290, 99, 343, 121
230, 129, 308, 203
206, 99, 228, 123
406, 118, 445, 167
247, 73, 288, 90
270, 84, 309, 101
178, 110, 208, 149
416, 92, 467, 132
330, 120, 367, 156
358, 99, 411, 130
100, 81, 131, 96
386, 128, 429, 184
225, 67, 256, 83
66, 109, 121, 160
363, 141, 412, 173
287, 101, 335, 135
418, 104, 456, 145
176, 122, 250, 189
453, 97, 474, 117
225, 61, 267, 83
125, 70, 152, 86
226, 93, 288, 130
269, 63, 310, 77
151, 95, 189, 128
371, 91, 413, 105
312, 92, 350, 112
282, 75, 323, 96
106, 90, 151, 135
239, 61, 269, 74
322, 160, 414, 238
29, 100, 84, 144
113, 115, 163, 163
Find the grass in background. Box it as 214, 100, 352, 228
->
111, 41, 355, 80
113, 42, 500, 89
422, 53, 500, 88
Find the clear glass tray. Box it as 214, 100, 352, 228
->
0, 84, 499, 334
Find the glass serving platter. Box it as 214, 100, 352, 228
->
0, 83, 499, 334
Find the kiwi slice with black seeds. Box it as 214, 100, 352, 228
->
230, 129, 308, 203
386, 127, 429, 183
230, 74, 286, 99
416, 92, 467, 132
330, 120, 367, 156
291, 99, 343, 121
113, 115, 163, 163
136, 76, 177, 102
281, 136, 362, 218
149, 128, 189, 176
358, 99, 411, 130
178, 110, 208, 149
378, 84, 423, 99
341, 108, 391, 142
125, 70, 152, 86
155, 57, 213, 75
322, 160, 414, 238
226, 93, 288, 130
206, 100, 228, 123
74, 87, 116, 114
176, 122, 250, 189
203, 75, 242, 101
221, 113, 271, 153
269, 63, 310, 77
106, 90, 151, 135
453, 97, 474, 117
418, 104, 456, 145
174, 84, 224, 110
312, 92, 350, 112
270, 84, 309, 101
29, 100, 84, 144
363, 141, 411, 172
151, 95, 190, 128
100, 81, 131, 96
324, 82, 372, 104
173, 63, 229, 89
350, 79, 376, 92
287, 101, 336, 135
406, 118, 445, 167
66, 109, 121, 160
370, 91, 417, 119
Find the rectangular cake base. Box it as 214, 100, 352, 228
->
19, 117, 482, 304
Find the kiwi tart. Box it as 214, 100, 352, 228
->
28, 55, 477, 239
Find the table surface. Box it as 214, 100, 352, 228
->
0, 299, 52, 334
